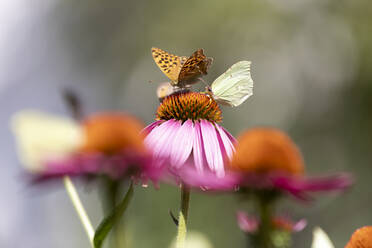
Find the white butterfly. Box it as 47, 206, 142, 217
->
207, 61, 253, 107
10, 110, 83, 172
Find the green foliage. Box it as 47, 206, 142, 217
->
93, 182, 134, 248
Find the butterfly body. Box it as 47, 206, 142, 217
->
156, 82, 191, 103
151, 47, 212, 88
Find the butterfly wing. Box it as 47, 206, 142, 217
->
178, 49, 212, 85
211, 61, 253, 107
156, 82, 174, 102
179, 56, 188, 65
11, 110, 83, 172
151, 47, 183, 82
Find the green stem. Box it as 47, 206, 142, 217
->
175, 184, 190, 248
103, 178, 122, 248
257, 198, 273, 248
180, 184, 191, 223
63, 176, 94, 247
181, 184, 190, 223
251, 191, 278, 248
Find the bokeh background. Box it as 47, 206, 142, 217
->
1, 0, 371, 247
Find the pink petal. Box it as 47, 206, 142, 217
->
221, 126, 237, 143
170, 120, 194, 168
262, 173, 354, 202
292, 219, 307, 232
299, 174, 353, 192
145, 119, 177, 158
178, 166, 239, 190
272, 173, 353, 201
142, 120, 163, 135
236, 211, 259, 233
200, 120, 224, 177
193, 121, 206, 173
144, 122, 166, 148
152, 120, 180, 159
34, 154, 105, 182
215, 124, 235, 160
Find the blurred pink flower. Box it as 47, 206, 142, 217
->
13, 111, 162, 184
269, 173, 352, 201
237, 211, 260, 233
237, 211, 307, 233
230, 128, 353, 201
38, 149, 162, 184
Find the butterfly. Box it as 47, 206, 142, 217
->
151, 47, 212, 88
10, 110, 83, 172
156, 82, 191, 102
206, 61, 253, 107
156, 82, 175, 102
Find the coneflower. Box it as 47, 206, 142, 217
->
229, 127, 352, 248
144, 92, 236, 186
230, 127, 352, 201
143, 91, 237, 222
12, 111, 160, 184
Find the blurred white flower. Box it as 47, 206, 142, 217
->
311, 227, 335, 248
10, 110, 83, 172
169, 231, 213, 248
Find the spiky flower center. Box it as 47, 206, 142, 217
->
156, 92, 222, 122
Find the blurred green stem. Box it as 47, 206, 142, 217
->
257, 197, 273, 248
63, 176, 94, 247
103, 178, 123, 248
180, 184, 190, 223
251, 192, 277, 248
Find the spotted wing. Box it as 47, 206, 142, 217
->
151, 47, 183, 82
179, 56, 188, 65
178, 49, 213, 84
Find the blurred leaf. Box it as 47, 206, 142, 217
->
169, 210, 179, 226
176, 212, 187, 248
169, 231, 214, 248
93, 182, 134, 248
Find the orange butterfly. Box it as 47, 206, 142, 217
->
151, 47, 212, 88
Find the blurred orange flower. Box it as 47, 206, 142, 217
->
230, 128, 304, 175
345, 226, 372, 248
81, 113, 145, 154
229, 127, 352, 201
